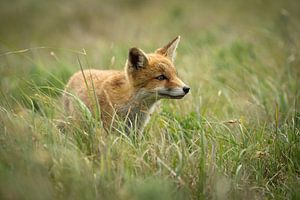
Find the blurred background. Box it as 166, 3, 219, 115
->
1, 0, 300, 48
1, 0, 300, 46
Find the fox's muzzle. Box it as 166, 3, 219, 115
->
157, 85, 190, 99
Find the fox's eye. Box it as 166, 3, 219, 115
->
156, 75, 167, 80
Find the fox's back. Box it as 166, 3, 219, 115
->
66, 69, 122, 91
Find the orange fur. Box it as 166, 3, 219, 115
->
63, 36, 190, 133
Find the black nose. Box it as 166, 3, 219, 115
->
183, 86, 190, 94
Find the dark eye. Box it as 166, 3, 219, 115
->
156, 75, 167, 80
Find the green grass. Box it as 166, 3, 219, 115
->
0, 0, 299, 199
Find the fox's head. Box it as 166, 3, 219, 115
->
125, 36, 190, 100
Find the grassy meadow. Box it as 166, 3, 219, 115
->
0, 0, 299, 199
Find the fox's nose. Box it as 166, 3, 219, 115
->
183, 86, 190, 94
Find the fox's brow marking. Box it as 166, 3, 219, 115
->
157, 63, 168, 67
155, 63, 171, 72
154, 63, 168, 75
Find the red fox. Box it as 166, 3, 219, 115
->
63, 36, 190, 133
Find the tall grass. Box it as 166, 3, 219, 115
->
0, 0, 299, 199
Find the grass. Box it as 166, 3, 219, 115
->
0, 0, 299, 199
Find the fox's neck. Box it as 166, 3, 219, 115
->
130, 89, 158, 108
116, 83, 159, 133
124, 94, 159, 133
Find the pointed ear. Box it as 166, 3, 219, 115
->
155, 36, 180, 62
128, 47, 148, 69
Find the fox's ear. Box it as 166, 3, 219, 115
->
128, 47, 149, 69
155, 36, 180, 62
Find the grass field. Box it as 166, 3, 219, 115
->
0, 0, 299, 199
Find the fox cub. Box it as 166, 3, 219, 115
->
63, 36, 190, 133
